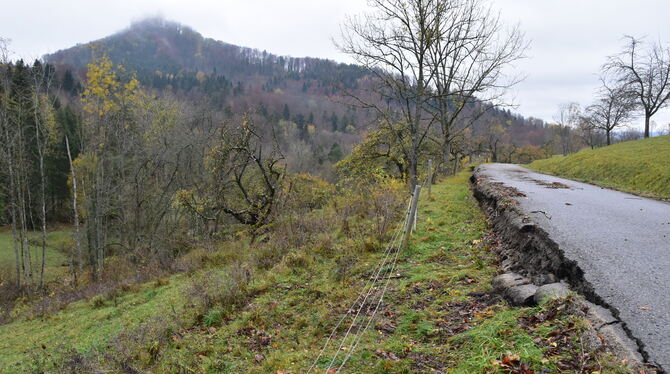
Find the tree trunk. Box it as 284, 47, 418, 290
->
606, 130, 611, 146
35, 107, 48, 289
644, 115, 650, 138
408, 151, 418, 192
443, 141, 451, 176
65, 136, 82, 284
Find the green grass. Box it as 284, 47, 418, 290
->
0, 274, 187, 371
0, 172, 629, 373
528, 135, 670, 200
0, 228, 72, 283
131, 172, 626, 373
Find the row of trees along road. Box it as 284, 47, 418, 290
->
339, 0, 527, 190
572, 36, 670, 146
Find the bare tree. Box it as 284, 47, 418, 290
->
426, 0, 526, 173
339, 0, 525, 184
606, 36, 670, 138
338, 0, 442, 190
553, 102, 581, 155
585, 78, 636, 145
30, 61, 56, 288
65, 136, 82, 284
575, 114, 604, 150
177, 115, 285, 232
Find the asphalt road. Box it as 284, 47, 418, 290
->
477, 163, 670, 369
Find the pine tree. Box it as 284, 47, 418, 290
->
328, 143, 343, 163
282, 104, 290, 121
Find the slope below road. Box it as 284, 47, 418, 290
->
475, 163, 670, 370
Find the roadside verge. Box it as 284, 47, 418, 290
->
470, 165, 661, 373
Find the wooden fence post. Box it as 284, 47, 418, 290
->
427, 159, 433, 199
403, 184, 421, 248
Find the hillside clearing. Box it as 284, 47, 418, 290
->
0, 229, 72, 283
528, 135, 670, 200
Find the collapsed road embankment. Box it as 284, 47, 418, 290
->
471, 163, 669, 373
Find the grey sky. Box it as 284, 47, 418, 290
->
2, 0, 670, 128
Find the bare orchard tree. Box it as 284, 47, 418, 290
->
338, 0, 442, 190
606, 36, 670, 138
575, 114, 604, 150
553, 102, 581, 155
427, 0, 526, 174
585, 78, 636, 146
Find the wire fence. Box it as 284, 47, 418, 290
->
308, 170, 430, 373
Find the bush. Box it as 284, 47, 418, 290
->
90, 295, 106, 309
334, 254, 357, 282
281, 173, 336, 212
282, 251, 311, 270
184, 266, 252, 318
109, 315, 179, 368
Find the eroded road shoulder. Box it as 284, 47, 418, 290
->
471, 163, 670, 372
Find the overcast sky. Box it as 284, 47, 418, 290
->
2, 0, 670, 128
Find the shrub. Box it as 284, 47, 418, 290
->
109, 315, 179, 368
282, 251, 311, 270
281, 173, 336, 212
334, 254, 357, 282
184, 265, 252, 318
90, 295, 106, 309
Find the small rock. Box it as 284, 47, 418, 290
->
505, 284, 538, 306
492, 272, 530, 291
580, 328, 602, 351
582, 301, 618, 329
537, 273, 558, 285
534, 282, 571, 304
254, 354, 264, 363
599, 323, 645, 366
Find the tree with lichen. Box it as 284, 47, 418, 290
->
175, 115, 284, 235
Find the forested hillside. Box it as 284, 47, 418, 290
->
44, 18, 559, 172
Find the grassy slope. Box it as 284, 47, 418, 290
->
528, 135, 670, 200
0, 277, 185, 371
0, 172, 628, 373
0, 229, 72, 283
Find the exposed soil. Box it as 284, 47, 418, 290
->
470, 168, 663, 374
470, 172, 588, 292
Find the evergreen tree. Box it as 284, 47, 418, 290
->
62, 69, 75, 94
330, 112, 339, 132
328, 142, 344, 163
294, 113, 307, 140
282, 104, 290, 121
